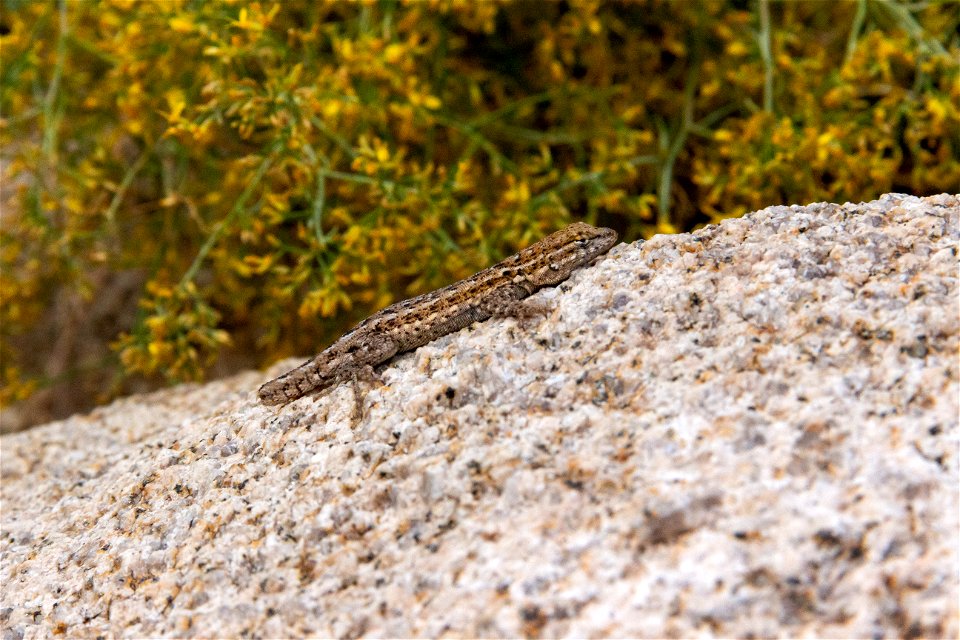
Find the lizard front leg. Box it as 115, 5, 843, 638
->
479, 284, 550, 323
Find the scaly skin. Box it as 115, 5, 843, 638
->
258, 222, 618, 405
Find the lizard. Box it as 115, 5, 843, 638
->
257, 222, 618, 406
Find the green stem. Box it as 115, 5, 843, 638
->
40, 0, 68, 205
432, 113, 518, 175
41, 0, 68, 161
323, 169, 380, 185
179, 151, 275, 287
844, 0, 868, 65
757, 0, 774, 114
308, 115, 357, 159
104, 144, 152, 228
658, 59, 699, 229
469, 91, 557, 128
528, 170, 604, 210
873, 0, 946, 57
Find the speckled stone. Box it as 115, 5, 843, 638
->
2, 193, 957, 639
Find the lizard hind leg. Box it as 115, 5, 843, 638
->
260, 333, 397, 408
347, 364, 384, 424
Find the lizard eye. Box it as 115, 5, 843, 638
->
576, 238, 589, 246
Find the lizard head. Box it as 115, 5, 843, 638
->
523, 222, 618, 286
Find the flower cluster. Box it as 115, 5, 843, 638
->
1, 1, 956, 418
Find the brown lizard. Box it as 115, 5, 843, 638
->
258, 222, 618, 406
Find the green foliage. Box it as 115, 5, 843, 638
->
1, 0, 957, 409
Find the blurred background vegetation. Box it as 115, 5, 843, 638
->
1, 0, 957, 431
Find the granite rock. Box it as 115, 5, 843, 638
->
2, 193, 958, 638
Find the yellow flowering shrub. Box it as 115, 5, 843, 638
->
1, 1, 957, 423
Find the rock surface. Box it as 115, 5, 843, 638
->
2, 193, 958, 639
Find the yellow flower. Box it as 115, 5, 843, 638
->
163, 89, 187, 123
925, 95, 951, 132
714, 129, 734, 142
241, 254, 274, 275
725, 40, 748, 57
384, 43, 406, 65
232, 8, 263, 31
169, 16, 194, 33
